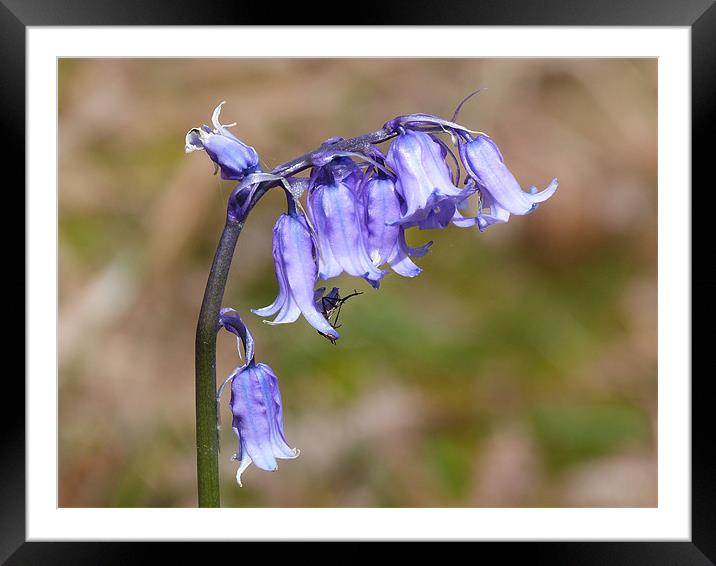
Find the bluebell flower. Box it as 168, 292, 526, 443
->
460, 134, 558, 217
252, 211, 340, 341
218, 308, 298, 486
474, 188, 512, 231
360, 172, 432, 277
307, 167, 386, 288
316, 155, 364, 190
229, 362, 298, 486
436, 179, 500, 230
185, 101, 261, 181
385, 129, 471, 228
402, 183, 478, 231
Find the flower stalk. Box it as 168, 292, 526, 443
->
194, 127, 399, 507
195, 217, 243, 507
191, 101, 558, 506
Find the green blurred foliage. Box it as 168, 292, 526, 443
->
531, 402, 650, 473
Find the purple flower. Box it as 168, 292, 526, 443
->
229, 362, 298, 486
361, 173, 432, 277
307, 171, 386, 288
437, 179, 507, 231
402, 183, 477, 231
252, 211, 339, 341
460, 134, 558, 216
185, 101, 260, 181
218, 309, 298, 486
314, 155, 364, 190
475, 188, 512, 231
385, 130, 470, 228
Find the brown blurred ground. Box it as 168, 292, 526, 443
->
58, 58, 657, 508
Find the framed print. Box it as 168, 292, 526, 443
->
5, 0, 711, 562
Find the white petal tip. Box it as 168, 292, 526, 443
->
185, 127, 209, 153
236, 457, 252, 487
184, 141, 203, 154
528, 178, 559, 204
212, 100, 237, 130
281, 447, 300, 460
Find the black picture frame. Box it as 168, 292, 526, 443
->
4, 0, 710, 562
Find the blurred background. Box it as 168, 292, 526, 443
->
59, 58, 657, 508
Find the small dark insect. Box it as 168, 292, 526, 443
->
317, 289, 363, 344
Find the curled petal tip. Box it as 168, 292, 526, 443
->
528, 178, 558, 204
212, 100, 234, 129
236, 466, 247, 487
234, 450, 252, 488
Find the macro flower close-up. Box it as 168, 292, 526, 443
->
182, 92, 561, 498
58, 58, 658, 511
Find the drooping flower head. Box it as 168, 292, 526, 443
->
459, 133, 558, 220
306, 163, 386, 288
360, 171, 432, 277
252, 209, 340, 341
385, 129, 472, 228
218, 309, 298, 486
186, 97, 562, 491
185, 101, 261, 181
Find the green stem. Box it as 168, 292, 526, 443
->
194, 125, 401, 507
195, 218, 243, 507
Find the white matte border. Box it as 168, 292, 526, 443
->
28, 27, 690, 540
